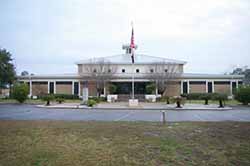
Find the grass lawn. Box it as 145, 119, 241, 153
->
0, 99, 81, 104
0, 121, 250, 166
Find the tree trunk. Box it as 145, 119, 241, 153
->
204, 99, 208, 105
176, 101, 181, 108
219, 100, 224, 108
46, 100, 50, 106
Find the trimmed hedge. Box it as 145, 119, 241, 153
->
235, 85, 250, 105
38, 94, 79, 100
87, 99, 96, 107
88, 96, 106, 103
12, 83, 29, 103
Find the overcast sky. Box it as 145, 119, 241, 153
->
1, 0, 250, 75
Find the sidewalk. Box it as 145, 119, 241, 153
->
37, 102, 232, 110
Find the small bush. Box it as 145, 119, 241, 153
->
109, 84, 117, 94
146, 83, 156, 94
212, 93, 228, 108
235, 85, 250, 105
171, 96, 184, 108
53, 94, 79, 100
88, 96, 106, 103
56, 98, 64, 104
200, 93, 212, 105
12, 83, 29, 103
87, 99, 96, 107
41, 94, 54, 105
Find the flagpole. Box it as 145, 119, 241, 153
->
132, 62, 134, 99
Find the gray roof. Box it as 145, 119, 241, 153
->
181, 73, 244, 79
76, 54, 187, 65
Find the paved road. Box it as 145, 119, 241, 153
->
0, 104, 250, 122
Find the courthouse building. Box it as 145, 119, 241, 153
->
18, 44, 244, 100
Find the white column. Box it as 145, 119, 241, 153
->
230, 81, 233, 95
187, 80, 190, 94
78, 81, 81, 97
236, 80, 239, 89
212, 81, 214, 93
72, 81, 74, 95
205, 80, 208, 93
180, 81, 183, 94
29, 80, 32, 97
47, 81, 50, 94
54, 81, 56, 94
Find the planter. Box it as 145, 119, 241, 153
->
107, 94, 118, 103
145, 95, 156, 102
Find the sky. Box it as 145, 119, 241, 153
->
1, 0, 250, 75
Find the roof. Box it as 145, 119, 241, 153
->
76, 54, 187, 65
181, 73, 244, 79
17, 73, 80, 79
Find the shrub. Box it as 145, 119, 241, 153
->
200, 93, 212, 105
52, 94, 79, 100
12, 83, 29, 103
146, 83, 156, 94
172, 96, 184, 108
41, 94, 54, 105
56, 98, 64, 104
186, 93, 203, 100
87, 99, 96, 107
157, 96, 171, 104
212, 93, 228, 108
235, 85, 250, 105
109, 84, 117, 94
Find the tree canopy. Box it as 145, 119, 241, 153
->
231, 67, 250, 85
0, 48, 16, 88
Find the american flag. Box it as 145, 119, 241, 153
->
130, 27, 135, 63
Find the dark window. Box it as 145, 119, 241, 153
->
33, 81, 47, 85
165, 69, 168, 73
189, 81, 206, 85
136, 69, 139, 73
232, 82, 237, 94
122, 69, 125, 73
150, 69, 154, 73
208, 82, 213, 93
56, 82, 72, 85
93, 69, 97, 73
238, 81, 243, 85
49, 82, 54, 94
74, 82, 79, 95
108, 69, 111, 73
214, 81, 230, 85
183, 82, 188, 94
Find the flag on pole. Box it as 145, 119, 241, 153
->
130, 25, 135, 64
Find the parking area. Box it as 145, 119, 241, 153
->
0, 104, 250, 122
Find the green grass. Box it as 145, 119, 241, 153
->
0, 121, 250, 165
186, 99, 241, 105
0, 99, 81, 104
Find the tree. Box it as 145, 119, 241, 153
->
231, 67, 250, 85
12, 83, 29, 103
235, 85, 250, 105
147, 62, 181, 95
212, 93, 228, 108
21, 71, 29, 76
83, 58, 117, 96
0, 48, 16, 88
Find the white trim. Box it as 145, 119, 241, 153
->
236, 81, 239, 89
47, 81, 50, 94
29, 79, 32, 97
180, 81, 183, 94
205, 80, 208, 93
78, 81, 81, 96
230, 81, 233, 95
212, 81, 214, 93
72, 81, 74, 95
187, 81, 190, 94
54, 81, 56, 94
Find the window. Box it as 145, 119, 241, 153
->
150, 69, 154, 73
183, 82, 188, 94
49, 82, 54, 94
208, 82, 213, 93
108, 69, 111, 73
136, 69, 140, 73
122, 69, 125, 73
93, 69, 97, 73
164, 69, 168, 73
74, 82, 79, 95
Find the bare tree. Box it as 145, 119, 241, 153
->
82, 58, 117, 96
147, 62, 181, 95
